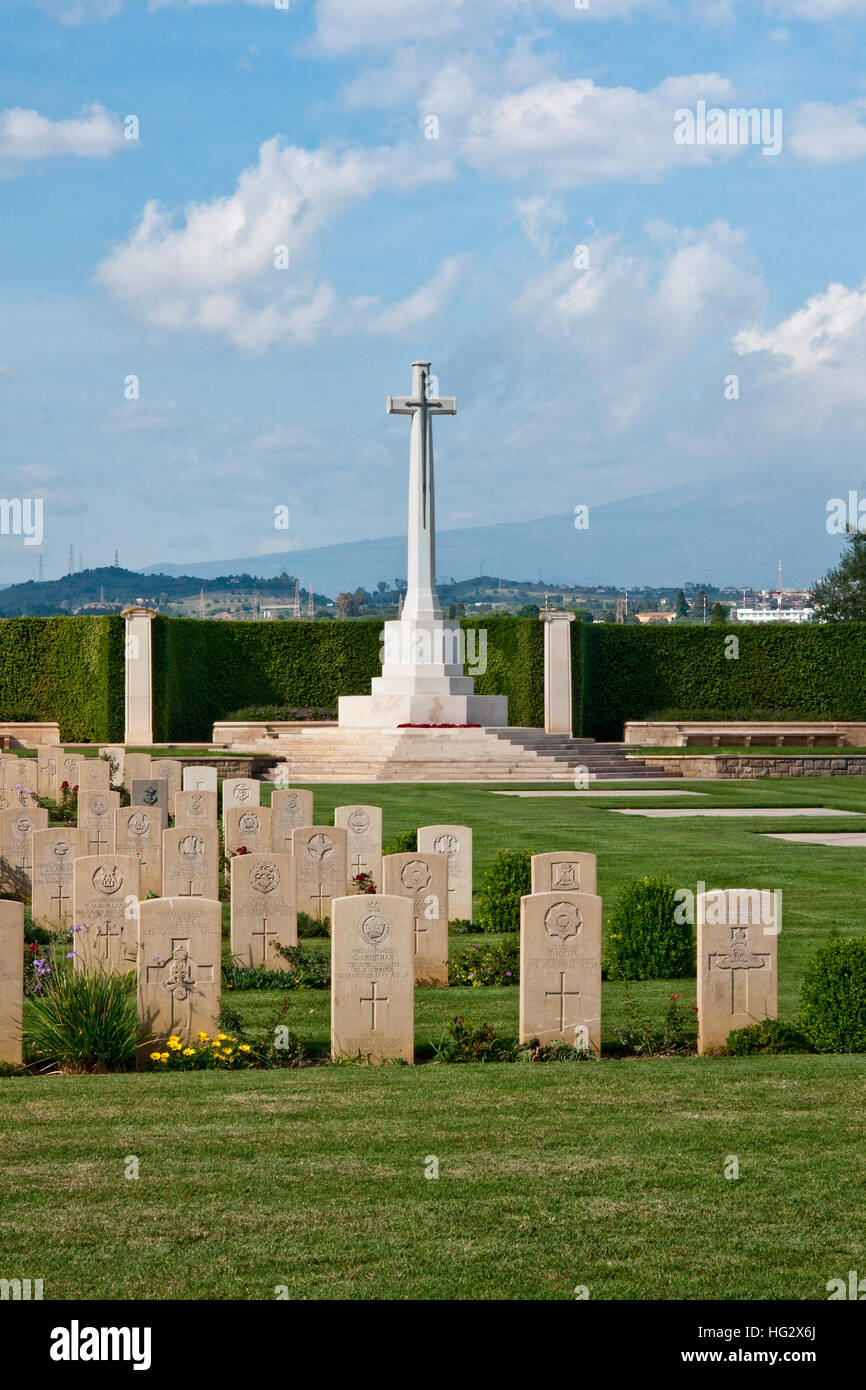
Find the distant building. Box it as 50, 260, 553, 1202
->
636, 611, 677, 624
735, 606, 814, 624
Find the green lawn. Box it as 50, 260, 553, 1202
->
5, 775, 866, 1300
0, 1058, 863, 1299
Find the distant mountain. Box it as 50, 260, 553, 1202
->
0, 567, 328, 618
144, 472, 845, 592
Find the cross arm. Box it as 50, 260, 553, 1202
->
387, 396, 415, 415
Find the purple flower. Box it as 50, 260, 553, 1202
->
71, 924, 85, 934
66, 952, 75, 959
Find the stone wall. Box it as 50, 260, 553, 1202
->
637, 754, 866, 779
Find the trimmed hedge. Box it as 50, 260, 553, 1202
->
0, 616, 123, 742
579, 621, 866, 741
152, 615, 545, 741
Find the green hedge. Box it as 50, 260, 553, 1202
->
578, 622, 866, 741
0, 616, 124, 742
150, 615, 545, 741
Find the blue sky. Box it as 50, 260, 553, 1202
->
3, 0, 866, 586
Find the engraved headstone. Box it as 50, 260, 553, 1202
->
5, 757, 38, 798
530, 851, 597, 897
225, 806, 272, 856
137, 897, 221, 1060
0, 900, 24, 1064
77, 757, 111, 793
99, 746, 126, 790
0, 806, 49, 896
162, 826, 219, 901
292, 825, 348, 924
519, 890, 602, 1053
37, 746, 65, 800
418, 824, 473, 923
331, 893, 414, 1063
697, 888, 779, 1053
230, 852, 296, 968
32, 827, 84, 930
151, 758, 183, 818
271, 789, 314, 852
130, 779, 168, 830
77, 789, 119, 855
73, 854, 140, 973
114, 807, 162, 898
335, 805, 383, 890
175, 790, 218, 829
123, 753, 152, 789
382, 851, 449, 987
62, 752, 82, 787
222, 777, 261, 811
182, 765, 218, 793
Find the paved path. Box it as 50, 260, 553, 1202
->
611, 807, 865, 818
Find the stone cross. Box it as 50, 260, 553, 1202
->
387, 361, 456, 623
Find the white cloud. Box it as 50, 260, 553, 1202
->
515, 195, 567, 255
95, 137, 456, 351
363, 255, 467, 335
788, 99, 866, 163
735, 281, 866, 372
452, 74, 743, 186
0, 104, 127, 170
769, 0, 866, 15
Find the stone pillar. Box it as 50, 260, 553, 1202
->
121, 606, 156, 746
540, 610, 575, 736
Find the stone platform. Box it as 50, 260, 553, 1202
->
213, 723, 670, 783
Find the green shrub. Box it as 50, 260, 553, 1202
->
383, 829, 417, 856
24, 954, 139, 1073
514, 1039, 595, 1062
450, 938, 519, 986
725, 1018, 814, 1055
228, 946, 331, 989
432, 1016, 511, 1063
614, 988, 696, 1056
297, 912, 329, 938
476, 849, 532, 932
449, 918, 474, 935
800, 939, 866, 1053
604, 876, 695, 980
226, 705, 336, 722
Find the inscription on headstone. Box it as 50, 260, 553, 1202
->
697, 889, 779, 1053
115, 807, 162, 899
77, 790, 120, 855
530, 852, 597, 897
175, 790, 218, 829
335, 805, 383, 889
137, 897, 221, 1061
32, 827, 84, 930
222, 778, 261, 812
73, 854, 140, 973
271, 789, 314, 852
230, 852, 297, 968
382, 851, 449, 987
0, 806, 49, 896
418, 824, 473, 923
162, 827, 219, 901
519, 890, 602, 1053
182, 765, 218, 793
37, 745, 65, 800
225, 807, 272, 856
0, 900, 24, 1064
331, 894, 414, 1063
292, 825, 348, 923
151, 759, 183, 818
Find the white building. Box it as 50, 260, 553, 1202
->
735, 606, 814, 624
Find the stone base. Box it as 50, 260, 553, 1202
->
338, 693, 508, 729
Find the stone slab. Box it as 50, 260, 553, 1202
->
115, 807, 163, 898
151, 758, 183, 817
492, 789, 708, 798
0, 806, 49, 896
73, 854, 140, 972
697, 889, 779, 1053
130, 779, 168, 830
382, 851, 449, 987
611, 807, 865, 818
271, 789, 314, 853
762, 832, 866, 846
99, 746, 126, 790
162, 827, 220, 902
531, 851, 597, 896
230, 852, 296, 968
37, 746, 65, 800
138, 897, 221, 1059
292, 826, 347, 924
222, 777, 261, 811
331, 893, 414, 1063
77, 789, 120, 855
32, 827, 84, 930
0, 900, 24, 1064
225, 806, 272, 855
182, 766, 218, 793
418, 824, 472, 922
123, 753, 152, 788
519, 891, 602, 1053
175, 790, 218, 829
335, 804, 383, 890
77, 758, 111, 793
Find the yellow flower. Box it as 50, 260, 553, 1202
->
149, 1051, 162, 1061
168, 1039, 182, 1051
182, 1048, 195, 1056
160, 1052, 169, 1062
168, 1035, 181, 1045
217, 1033, 227, 1041
197, 1031, 210, 1041
239, 1044, 251, 1052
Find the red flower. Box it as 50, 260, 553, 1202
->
28, 941, 39, 954
60, 780, 69, 790
236, 846, 249, 856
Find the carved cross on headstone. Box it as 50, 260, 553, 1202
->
359, 980, 389, 1031
88, 829, 109, 855
96, 919, 121, 959
351, 853, 368, 877
50, 882, 70, 919
545, 972, 581, 1032
709, 926, 771, 1014
252, 916, 277, 964
147, 939, 215, 1033
310, 884, 328, 917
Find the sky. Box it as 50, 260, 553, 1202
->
2, 0, 866, 587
